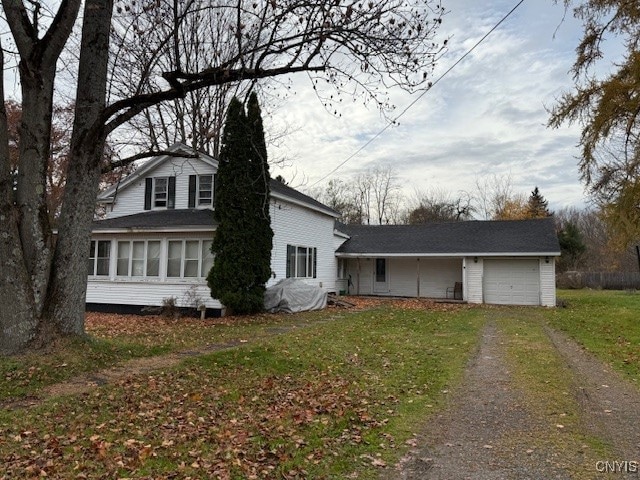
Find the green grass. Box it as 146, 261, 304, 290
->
0, 305, 484, 479
547, 289, 640, 383
0, 311, 332, 402
496, 309, 615, 478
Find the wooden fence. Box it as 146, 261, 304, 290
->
557, 271, 640, 290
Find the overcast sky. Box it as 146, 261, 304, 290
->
267, 0, 613, 214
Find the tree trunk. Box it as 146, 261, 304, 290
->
0, 46, 37, 355
46, 0, 113, 336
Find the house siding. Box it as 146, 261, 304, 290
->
106, 156, 215, 219
419, 258, 462, 298
540, 257, 556, 307
86, 280, 221, 310
269, 197, 339, 292
465, 257, 484, 304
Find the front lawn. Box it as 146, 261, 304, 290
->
0, 302, 484, 479
547, 289, 640, 383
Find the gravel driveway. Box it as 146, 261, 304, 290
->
391, 317, 640, 480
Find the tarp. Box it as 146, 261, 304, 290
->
264, 278, 328, 313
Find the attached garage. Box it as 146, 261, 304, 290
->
335, 219, 560, 307
483, 259, 540, 305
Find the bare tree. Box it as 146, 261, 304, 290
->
405, 187, 474, 223
0, 0, 446, 354
473, 173, 523, 220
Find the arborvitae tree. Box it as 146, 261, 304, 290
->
246, 92, 273, 291
207, 95, 272, 314
526, 187, 552, 218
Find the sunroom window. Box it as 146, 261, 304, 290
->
88, 240, 111, 276
167, 239, 213, 278
116, 240, 160, 277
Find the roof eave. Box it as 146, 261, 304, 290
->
335, 252, 560, 258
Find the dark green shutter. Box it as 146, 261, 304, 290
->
168, 176, 176, 209
144, 178, 152, 210
188, 175, 196, 208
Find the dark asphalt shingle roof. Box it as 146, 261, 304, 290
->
269, 179, 339, 216
93, 209, 216, 230
336, 218, 560, 255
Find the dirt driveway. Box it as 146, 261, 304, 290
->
392, 314, 640, 480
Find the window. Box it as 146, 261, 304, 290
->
145, 177, 175, 210
117, 240, 160, 277
375, 258, 386, 283
154, 177, 168, 207
167, 239, 213, 278
189, 174, 215, 208
198, 175, 213, 206
88, 240, 111, 276
286, 245, 317, 278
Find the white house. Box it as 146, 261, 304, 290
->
88, 143, 341, 316
87, 144, 560, 314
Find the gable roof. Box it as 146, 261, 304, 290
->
93, 209, 216, 233
98, 143, 217, 201
336, 218, 560, 257
269, 179, 339, 217
98, 143, 339, 218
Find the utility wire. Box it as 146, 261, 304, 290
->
309, 0, 527, 188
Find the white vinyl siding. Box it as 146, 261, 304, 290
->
540, 258, 556, 307
465, 257, 484, 304
86, 281, 222, 310
270, 197, 338, 291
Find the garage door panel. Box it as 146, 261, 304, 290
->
484, 259, 540, 306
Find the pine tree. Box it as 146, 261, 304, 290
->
557, 221, 586, 272
207, 95, 272, 314
526, 187, 552, 218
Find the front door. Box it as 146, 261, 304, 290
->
374, 258, 388, 294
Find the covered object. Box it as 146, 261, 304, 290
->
264, 278, 328, 313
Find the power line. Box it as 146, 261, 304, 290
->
309, 0, 527, 188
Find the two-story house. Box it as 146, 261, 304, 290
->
88, 143, 342, 316
88, 143, 560, 314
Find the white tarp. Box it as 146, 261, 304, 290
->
264, 278, 327, 313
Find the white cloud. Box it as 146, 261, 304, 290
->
268, 0, 593, 212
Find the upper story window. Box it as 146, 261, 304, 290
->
154, 178, 168, 207
198, 175, 213, 206
145, 176, 176, 210
88, 240, 111, 276
189, 174, 215, 208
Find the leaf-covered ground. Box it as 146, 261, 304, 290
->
0, 300, 483, 479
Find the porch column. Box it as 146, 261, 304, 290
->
416, 258, 420, 298
356, 257, 361, 295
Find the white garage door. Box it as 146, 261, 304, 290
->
483, 259, 540, 306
